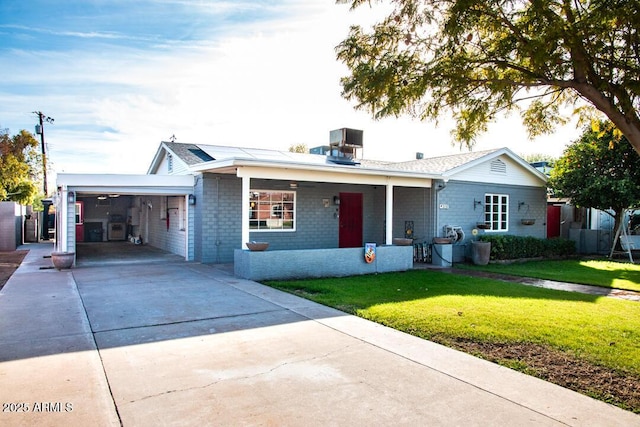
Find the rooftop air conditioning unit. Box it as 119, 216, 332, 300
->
327, 128, 363, 165
329, 128, 363, 148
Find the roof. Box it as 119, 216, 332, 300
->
58, 173, 194, 195
163, 142, 214, 165
150, 142, 546, 185
388, 149, 500, 174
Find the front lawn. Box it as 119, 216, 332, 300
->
457, 258, 640, 292
265, 270, 640, 412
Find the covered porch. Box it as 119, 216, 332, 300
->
191, 158, 437, 278
194, 156, 433, 252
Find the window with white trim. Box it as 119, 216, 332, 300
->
249, 190, 296, 231
484, 194, 509, 231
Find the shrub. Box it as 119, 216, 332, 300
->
477, 235, 575, 260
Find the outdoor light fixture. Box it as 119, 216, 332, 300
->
289, 182, 298, 189
97, 195, 107, 200
188, 194, 196, 205
333, 196, 340, 205
473, 199, 483, 210
67, 191, 75, 203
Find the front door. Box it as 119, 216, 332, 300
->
339, 192, 363, 248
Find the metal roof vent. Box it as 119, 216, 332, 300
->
327, 128, 362, 165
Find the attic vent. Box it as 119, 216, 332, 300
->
490, 159, 506, 174
167, 153, 173, 173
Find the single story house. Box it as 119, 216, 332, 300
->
55, 130, 548, 278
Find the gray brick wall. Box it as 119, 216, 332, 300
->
393, 187, 430, 243
435, 181, 547, 242
195, 174, 242, 263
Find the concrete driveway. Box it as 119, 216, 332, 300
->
0, 244, 638, 426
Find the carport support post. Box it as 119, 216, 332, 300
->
386, 181, 393, 245
241, 176, 250, 250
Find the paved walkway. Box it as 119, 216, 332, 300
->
448, 268, 640, 302
0, 243, 639, 426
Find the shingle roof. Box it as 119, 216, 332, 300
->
163, 142, 214, 166
386, 149, 501, 174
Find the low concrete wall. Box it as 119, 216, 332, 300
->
234, 245, 414, 281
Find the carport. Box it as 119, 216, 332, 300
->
55, 174, 195, 265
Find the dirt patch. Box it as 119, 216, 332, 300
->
0, 250, 28, 291
439, 337, 640, 414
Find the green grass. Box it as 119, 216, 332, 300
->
458, 259, 640, 292
265, 270, 640, 377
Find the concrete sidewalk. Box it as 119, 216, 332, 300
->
1, 244, 638, 426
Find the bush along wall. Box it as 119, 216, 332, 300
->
477, 235, 576, 261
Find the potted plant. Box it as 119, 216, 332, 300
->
246, 242, 269, 251
392, 237, 413, 246
51, 251, 75, 270
471, 240, 491, 265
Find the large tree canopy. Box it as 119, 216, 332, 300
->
337, 0, 640, 154
549, 120, 640, 235
0, 129, 40, 205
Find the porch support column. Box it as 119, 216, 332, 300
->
385, 181, 393, 245
241, 175, 250, 250
58, 186, 70, 252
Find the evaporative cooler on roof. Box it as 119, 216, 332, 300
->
327, 128, 363, 165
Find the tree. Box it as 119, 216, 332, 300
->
0, 129, 40, 205
548, 120, 640, 239
336, 0, 640, 155
288, 143, 308, 153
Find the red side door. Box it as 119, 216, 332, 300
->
75, 201, 84, 242
547, 205, 561, 238
339, 192, 363, 248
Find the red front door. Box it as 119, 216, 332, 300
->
339, 192, 363, 248
547, 205, 561, 238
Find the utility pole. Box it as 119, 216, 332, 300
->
33, 111, 54, 195
33, 111, 54, 241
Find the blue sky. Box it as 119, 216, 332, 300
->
0, 0, 580, 184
